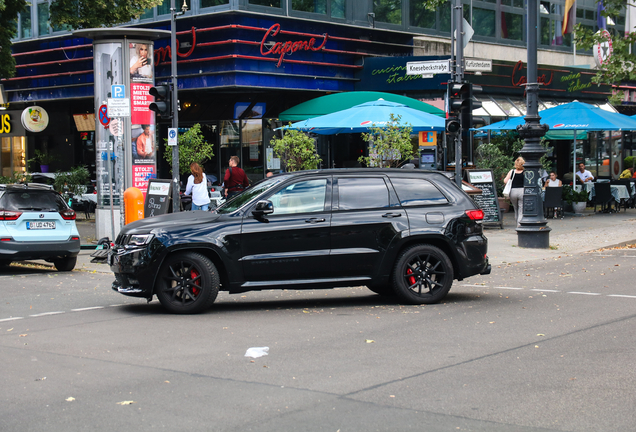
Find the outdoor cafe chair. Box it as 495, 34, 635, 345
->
610, 179, 634, 211
593, 182, 615, 213
543, 186, 564, 219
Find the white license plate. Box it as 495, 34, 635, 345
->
27, 221, 56, 230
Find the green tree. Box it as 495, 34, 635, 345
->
574, 0, 636, 104
358, 113, 415, 168
0, 0, 27, 79
270, 127, 322, 172
49, 0, 163, 30
53, 166, 90, 196
164, 123, 215, 175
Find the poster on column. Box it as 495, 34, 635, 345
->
129, 41, 157, 197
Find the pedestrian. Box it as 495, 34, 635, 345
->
223, 156, 250, 199
185, 162, 210, 211
504, 157, 525, 227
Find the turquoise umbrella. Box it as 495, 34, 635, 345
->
283, 99, 445, 135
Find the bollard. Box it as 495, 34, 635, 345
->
123, 187, 144, 224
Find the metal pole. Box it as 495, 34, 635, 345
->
171, 0, 181, 213
454, 0, 463, 186
516, 0, 550, 248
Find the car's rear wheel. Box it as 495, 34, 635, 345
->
392, 244, 453, 305
54, 256, 77, 272
156, 251, 219, 314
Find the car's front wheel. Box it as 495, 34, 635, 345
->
54, 256, 76, 272
156, 251, 219, 314
392, 244, 453, 305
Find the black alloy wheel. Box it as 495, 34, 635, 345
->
156, 251, 219, 314
392, 244, 453, 305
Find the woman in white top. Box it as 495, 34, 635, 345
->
544, 171, 562, 187
185, 163, 210, 211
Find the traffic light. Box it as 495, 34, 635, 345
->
445, 117, 461, 135
149, 83, 172, 118
448, 82, 464, 117
461, 84, 482, 130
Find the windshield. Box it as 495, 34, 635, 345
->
215, 177, 284, 214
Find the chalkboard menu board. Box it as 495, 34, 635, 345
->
144, 179, 173, 218
466, 170, 503, 228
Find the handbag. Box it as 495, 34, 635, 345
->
503, 170, 514, 198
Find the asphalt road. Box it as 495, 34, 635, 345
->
1, 249, 635, 432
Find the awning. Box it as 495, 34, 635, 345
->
279, 91, 445, 122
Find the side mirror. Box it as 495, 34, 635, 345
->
253, 200, 274, 216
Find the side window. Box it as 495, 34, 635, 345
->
338, 177, 389, 210
390, 178, 449, 206
268, 179, 327, 215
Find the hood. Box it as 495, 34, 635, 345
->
121, 211, 223, 235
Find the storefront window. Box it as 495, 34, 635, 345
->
37, 2, 49, 36
1, 137, 26, 177
1, 138, 11, 177
410, 1, 435, 29
471, 7, 495, 37
201, 0, 229, 7
248, 0, 281, 7
293, 0, 326, 14
220, 120, 240, 182
20, 5, 32, 39
374, 0, 401, 25
241, 119, 264, 184
331, 0, 345, 18
501, 11, 523, 40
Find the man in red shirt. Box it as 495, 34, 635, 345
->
224, 156, 250, 199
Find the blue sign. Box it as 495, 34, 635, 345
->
111, 85, 125, 99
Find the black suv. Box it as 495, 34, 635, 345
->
108, 169, 490, 313
0, 183, 80, 271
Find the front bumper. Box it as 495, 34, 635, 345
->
0, 239, 80, 261
109, 243, 162, 298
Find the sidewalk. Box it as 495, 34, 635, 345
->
30, 207, 636, 274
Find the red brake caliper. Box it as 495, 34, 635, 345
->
191, 268, 201, 296
406, 268, 416, 285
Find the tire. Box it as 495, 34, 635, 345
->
54, 256, 77, 272
155, 251, 219, 314
392, 244, 454, 305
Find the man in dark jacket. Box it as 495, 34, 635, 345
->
224, 156, 249, 199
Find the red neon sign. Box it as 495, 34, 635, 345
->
260, 23, 328, 67
511, 60, 554, 88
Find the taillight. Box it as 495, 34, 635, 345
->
0, 210, 22, 221
60, 209, 76, 220
465, 209, 484, 220
70, 236, 80, 241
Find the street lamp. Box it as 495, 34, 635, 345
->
515, 0, 551, 248
170, 0, 187, 212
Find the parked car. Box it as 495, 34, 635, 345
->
108, 169, 490, 313
0, 183, 80, 271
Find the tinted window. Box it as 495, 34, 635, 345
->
338, 177, 389, 210
390, 178, 448, 206
1, 190, 67, 211
269, 179, 327, 215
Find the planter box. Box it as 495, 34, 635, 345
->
498, 197, 510, 213
572, 202, 586, 214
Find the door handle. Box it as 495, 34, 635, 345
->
305, 217, 326, 223
382, 213, 402, 218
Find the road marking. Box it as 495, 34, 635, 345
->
567, 292, 601, 296
531, 289, 560, 292
494, 286, 524, 290
607, 294, 636, 299
29, 311, 65, 317
71, 306, 104, 312
0, 317, 23, 322
460, 284, 488, 287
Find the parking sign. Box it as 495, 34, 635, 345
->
111, 85, 125, 99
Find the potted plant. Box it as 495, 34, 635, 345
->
562, 185, 589, 214
270, 126, 322, 172
28, 150, 58, 173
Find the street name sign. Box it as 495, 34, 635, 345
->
107, 98, 130, 117
406, 60, 450, 76
465, 59, 493, 72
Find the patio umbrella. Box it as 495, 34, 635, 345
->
476, 101, 636, 175
283, 99, 445, 135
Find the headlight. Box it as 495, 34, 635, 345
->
127, 234, 154, 246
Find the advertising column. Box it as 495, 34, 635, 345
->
129, 42, 157, 196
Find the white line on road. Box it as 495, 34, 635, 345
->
460, 284, 488, 287
29, 311, 65, 317
607, 294, 636, 299
0, 317, 23, 322
567, 292, 601, 296
71, 306, 104, 312
494, 286, 524, 290
530, 289, 560, 292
